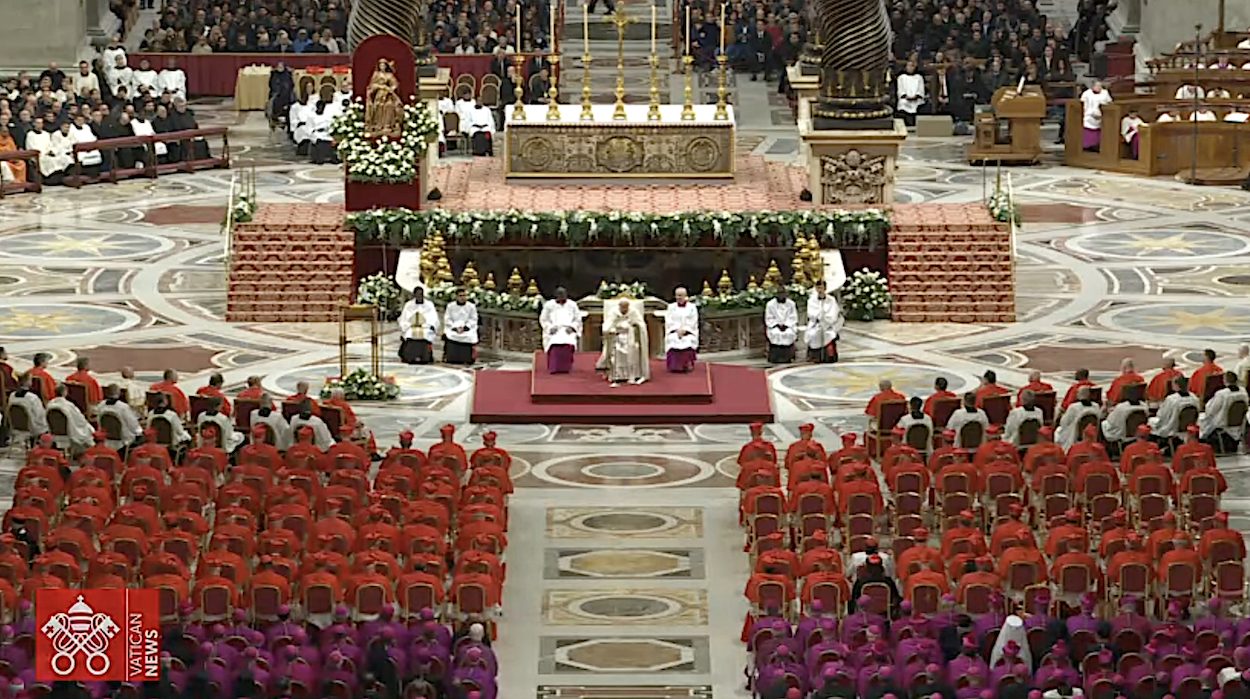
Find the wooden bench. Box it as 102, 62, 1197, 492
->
0, 150, 42, 198
63, 127, 231, 189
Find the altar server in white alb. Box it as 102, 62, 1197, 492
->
158, 58, 187, 100
764, 287, 799, 364
131, 59, 161, 95
399, 286, 440, 365
895, 60, 927, 127
1079, 80, 1113, 151
540, 287, 582, 374
664, 287, 699, 372
68, 114, 102, 171
468, 98, 495, 156
443, 287, 479, 365
805, 280, 843, 363
1199, 372, 1248, 451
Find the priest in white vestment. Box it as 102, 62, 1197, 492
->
1120, 108, 1144, 159
47, 386, 94, 452
664, 287, 699, 372
289, 94, 317, 153
1004, 390, 1045, 446
398, 286, 440, 365
454, 93, 476, 130
805, 280, 843, 363
48, 123, 77, 179
1079, 80, 1113, 150
539, 288, 582, 374
68, 115, 101, 169
72, 61, 100, 99
132, 59, 160, 95
603, 298, 650, 386
196, 397, 242, 451
9, 378, 48, 435
1199, 373, 1248, 448
443, 288, 479, 365
250, 399, 293, 450
764, 287, 799, 364
158, 58, 187, 100
97, 384, 142, 447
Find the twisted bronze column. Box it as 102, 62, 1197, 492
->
348, 0, 437, 74
811, 0, 893, 128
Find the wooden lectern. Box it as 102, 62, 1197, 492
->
967, 86, 1046, 165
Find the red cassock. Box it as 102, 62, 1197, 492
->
973, 441, 1020, 468
28, 367, 56, 402
927, 445, 968, 474
905, 568, 950, 599
738, 438, 777, 466
1023, 442, 1066, 474
990, 519, 1035, 556
956, 571, 1002, 603
1050, 551, 1102, 594
196, 386, 233, 417
299, 570, 343, 603
451, 572, 501, 606
1200, 528, 1246, 561
896, 546, 944, 580
800, 547, 844, 577
1173, 441, 1217, 474
151, 381, 190, 415
1066, 441, 1109, 470
1044, 524, 1089, 557
1074, 460, 1120, 493
1146, 527, 1189, 560
193, 573, 241, 607
788, 460, 829, 490
755, 549, 800, 577
328, 439, 370, 469
997, 546, 1049, 583
785, 438, 827, 468
1107, 372, 1145, 404
1060, 380, 1096, 410
865, 389, 906, 417
383, 447, 428, 471
1147, 369, 1182, 402
26, 445, 66, 468
128, 443, 172, 470
1157, 548, 1203, 584
1128, 462, 1175, 498
1120, 440, 1162, 474
935, 462, 982, 493
248, 567, 292, 602
974, 384, 1010, 408
1106, 549, 1152, 585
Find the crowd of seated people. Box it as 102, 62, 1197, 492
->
735, 347, 1250, 699
0, 350, 510, 699
132, 0, 555, 56
0, 56, 217, 188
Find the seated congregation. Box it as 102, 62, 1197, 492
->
0, 352, 510, 699
736, 350, 1250, 699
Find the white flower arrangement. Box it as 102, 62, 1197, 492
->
330, 99, 439, 184
427, 282, 545, 314
842, 268, 891, 321
356, 273, 410, 319
596, 281, 650, 299
694, 283, 811, 312
320, 368, 400, 401
988, 190, 1021, 225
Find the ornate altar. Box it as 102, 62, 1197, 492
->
503, 104, 735, 178
967, 86, 1046, 165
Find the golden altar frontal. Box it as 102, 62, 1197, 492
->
503, 104, 736, 178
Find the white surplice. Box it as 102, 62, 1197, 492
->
443, 301, 479, 344
805, 293, 843, 350
251, 408, 292, 450
540, 298, 582, 351
764, 298, 798, 346
468, 105, 495, 135
1190, 109, 1218, 122
290, 97, 317, 143
1175, 84, 1205, 99
1200, 387, 1249, 440
197, 411, 243, 450
23, 129, 69, 177
1056, 401, 1101, 448
46, 397, 94, 449
9, 392, 47, 434
132, 69, 160, 94
148, 410, 191, 444
399, 299, 440, 343
454, 98, 476, 128
1120, 115, 1144, 143
664, 302, 699, 351
130, 118, 166, 157
159, 69, 187, 99
107, 66, 133, 96
290, 413, 336, 451
1004, 405, 1044, 445
69, 124, 101, 166
896, 72, 927, 114
1079, 88, 1113, 129
96, 399, 142, 444
1102, 401, 1147, 442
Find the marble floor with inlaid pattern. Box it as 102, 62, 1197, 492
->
3, 104, 1250, 697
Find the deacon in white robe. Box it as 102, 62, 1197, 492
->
1004, 391, 1045, 446
47, 393, 94, 451
96, 388, 142, 447
158, 61, 187, 100
307, 102, 337, 164
289, 95, 317, 153
438, 95, 456, 117
131, 60, 160, 94
1120, 109, 1144, 158
1199, 375, 1248, 444
442, 289, 479, 365
764, 289, 799, 364
540, 288, 582, 374
290, 412, 336, 451
467, 100, 495, 156
9, 383, 48, 435
1056, 388, 1102, 449
106, 55, 133, 97
195, 396, 242, 450
102, 40, 127, 81
603, 298, 651, 386
947, 400, 990, 449
1102, 399, 1148, 442
398, 287, 440, 365
1079, 81, 1113, 149
805, 281, 843, 363
664, 287, 699, 372
147, 407, 191, 445
68, 117, 101, 167
1151, 381, 1200, 439
895, 61, 927, 126
250, 403, 293, 450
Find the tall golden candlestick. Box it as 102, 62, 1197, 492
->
581, 53, 594, 120
681, 53, 695, 121
611, 6, 631, 120
650, 4, 656, 54
511, 53, 527, 121
647, 53, 662, 120
714, 52, 729, 120
583, 0, 590, 54
719, 2, 726, 53
547, 52, 561, 120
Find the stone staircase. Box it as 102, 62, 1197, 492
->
887, 205, 1016, 324
226, 204, 356, 322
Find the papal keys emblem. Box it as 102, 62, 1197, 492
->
41, 595, 121, 677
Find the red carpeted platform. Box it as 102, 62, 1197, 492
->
471, 356, 773, 424
530, 352, 714, 404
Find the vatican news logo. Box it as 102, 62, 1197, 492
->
35, 589, 161, 682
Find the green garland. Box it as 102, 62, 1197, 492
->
347, 208, 890, 249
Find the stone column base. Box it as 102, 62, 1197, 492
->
418, 68, 451, 199
801, 119, 907, 206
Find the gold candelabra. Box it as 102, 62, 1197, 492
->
580, 53, 594, 120
681, 54, 695, 121
714, 53, 729, 120
647, 54, 662, 121
611, 6, 632, 120
511, 54, 528, 121
547, 53, 561, 120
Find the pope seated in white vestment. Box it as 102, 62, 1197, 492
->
663, 287, 699, 372
602, 298, 651, 386
539, 288, 583, 374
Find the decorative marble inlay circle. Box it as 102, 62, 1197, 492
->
0, 303, 141, 340
532, 453, 713, 488
0, 231, 172, 262
264, 363, 471, 402
771, 362, 975, 403
561, 550, 690, 577
1100, 303, 1250, 340
571, 511, 676, 535
557, 638, 692, 672
1216, 274, 1250, 287
572, 595, 679, 621
1065, 228, 1250, 261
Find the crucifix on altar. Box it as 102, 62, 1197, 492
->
501, 0, 736, 178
